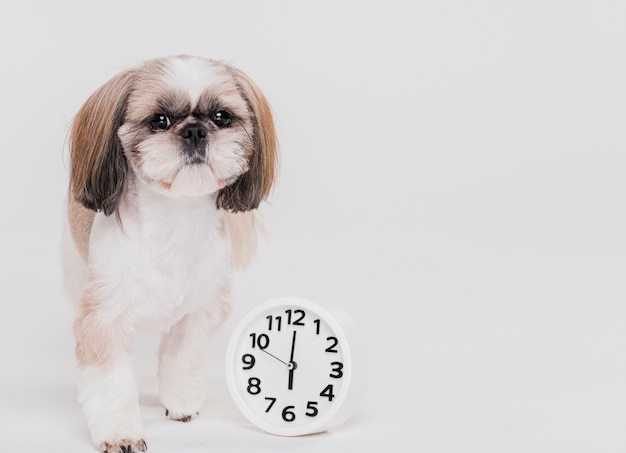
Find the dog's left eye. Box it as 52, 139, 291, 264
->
149, 114, 171, 131
213, 110, 232, 128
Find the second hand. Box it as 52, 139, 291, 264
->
259, 348, 289, 367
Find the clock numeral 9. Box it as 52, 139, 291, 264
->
241, 354, 255, 370
330, 361, 343, 378
249, 333, 269, 350
247, 377, 261, 395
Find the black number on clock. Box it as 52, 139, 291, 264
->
313, 319, 321, 335
264, 397, 276, 412
330, 361, 343, 378
285, 309, 305, 326
249, 333, 269, 349
325, 336, 339, 353
320, 384, 335, 401
266, 315, 282, 331
306, 401, 319, 417
241, 354, 255, 370
247, 377, 261, 395
282, 405, 296, 422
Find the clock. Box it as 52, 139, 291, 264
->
225, 296, 367, 436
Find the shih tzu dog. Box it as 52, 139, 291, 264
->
64, 55, 278, 452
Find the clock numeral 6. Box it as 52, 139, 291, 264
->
330, 361, 343, 378
247, 377, 261, 395
282, 405, 296, 422
241, 354, 255, 370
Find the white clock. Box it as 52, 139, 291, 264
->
225, 296, 367, 436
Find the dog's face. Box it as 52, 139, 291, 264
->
70, 55, 277, 215
119, 57, 255, 197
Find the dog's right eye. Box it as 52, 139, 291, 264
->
149, 114, 171, 131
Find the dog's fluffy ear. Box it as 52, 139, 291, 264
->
217, 67, 278, 213
69, 70, 136, 216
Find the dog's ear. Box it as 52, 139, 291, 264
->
69, 70, 136, 216
217, 67, 278, 213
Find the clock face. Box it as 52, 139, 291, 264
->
226, 299, 351, 436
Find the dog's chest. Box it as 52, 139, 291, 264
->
90, 199, 230, 326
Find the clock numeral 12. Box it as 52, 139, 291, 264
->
285, 309, 305, 326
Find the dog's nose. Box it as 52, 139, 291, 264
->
180, 124, 208, 147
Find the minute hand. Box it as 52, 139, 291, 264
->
287, 330, 297, 390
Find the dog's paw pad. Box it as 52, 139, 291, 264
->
165, 408, 199, 423
101, 439, 147, 453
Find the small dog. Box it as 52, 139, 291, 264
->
64, 55, 278, 452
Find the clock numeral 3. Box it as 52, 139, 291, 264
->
330, 361, 343, 378
247, 377, 261, 395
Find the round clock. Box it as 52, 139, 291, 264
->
225, 296, 367, 436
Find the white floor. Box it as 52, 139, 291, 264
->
1, 197, 625, 452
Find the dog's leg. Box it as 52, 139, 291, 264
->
74, 298, 146, 453
158, 297, 231, 422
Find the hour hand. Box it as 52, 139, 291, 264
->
288, 330, 297, 390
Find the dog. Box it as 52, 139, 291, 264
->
63, 55, 278, 452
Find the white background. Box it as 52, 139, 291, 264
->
0, 1, 625, 452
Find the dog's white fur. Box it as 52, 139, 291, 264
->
63, 56, 277, 452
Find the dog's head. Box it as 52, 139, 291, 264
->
69, 55, 278, 215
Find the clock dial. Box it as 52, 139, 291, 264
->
229, 305, 346, 430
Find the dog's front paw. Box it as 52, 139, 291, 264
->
158, 367, 207, 423
99, 439, 147, 453
165, 408, 200, 423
